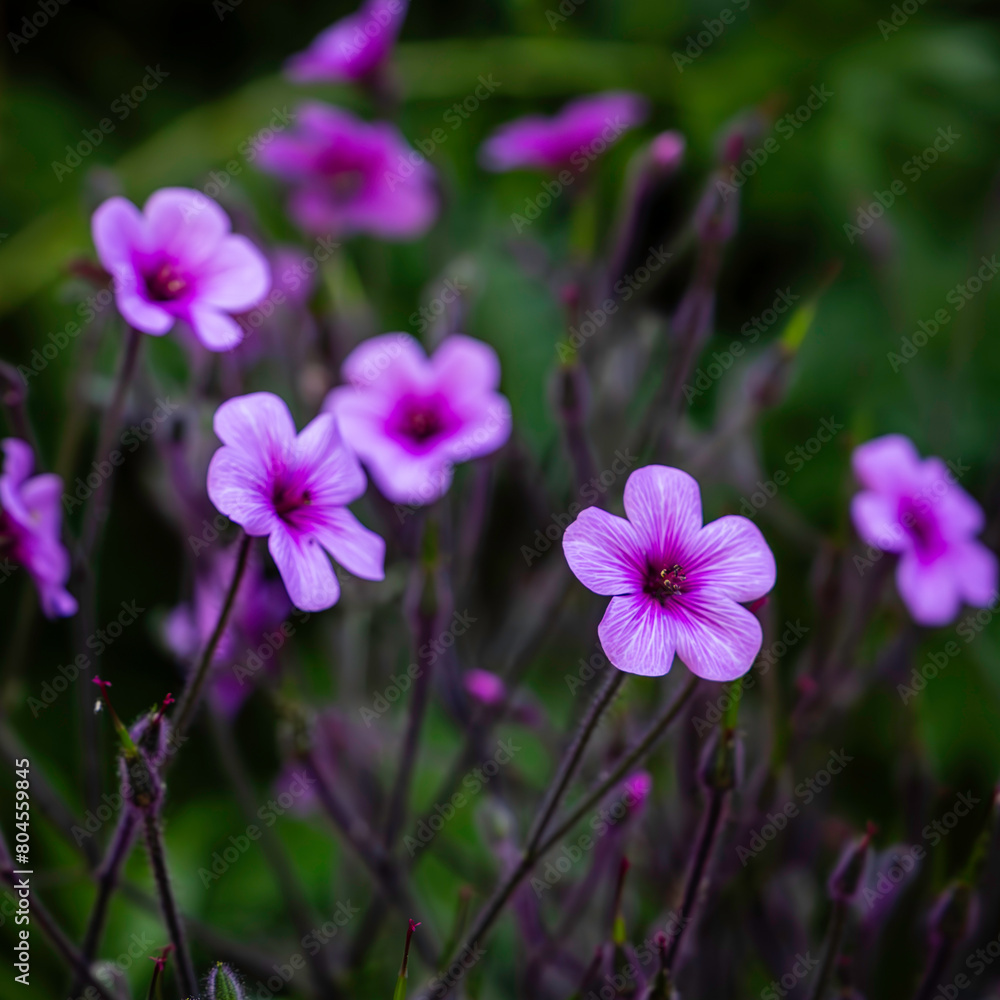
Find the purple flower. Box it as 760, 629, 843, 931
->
256, 102, 437, 240
91, 188, 271, 351
285, 0, 408, 83
0, 439, 77, 618
850, 434, 997, 626
480, 92, 648, 173
206, 392, 385, 612
562, 465, 775, 680
163, 546, 291, 716
323, 333, 512, 505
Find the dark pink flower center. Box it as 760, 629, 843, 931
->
271, 477, 313, 529
145, 262, 190, 302
644, 563, 687, 604
387, 394, 459, 454
898, 497, 945, 561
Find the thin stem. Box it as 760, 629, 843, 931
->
143, 811, 198, 997
806, 899, 847, 1000
383, 594, 439, 848
536, 674, 699, 859
208, 708, 339, 998
0, 828, 113, 1000
303, 750, 439, 966
80, 325, 143, 556
421, 669, 670, 999
525, 668, 624, 858
172, 532, 252, 739
663, 785, 727, 970
70, 810, 140, 995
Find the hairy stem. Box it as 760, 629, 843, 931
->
70, 810, 140, 995
143, 811, 197, 996
806, 899, 847, 1000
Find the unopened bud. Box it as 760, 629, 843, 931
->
207, 961, 246, 1000
828, 822, 876, 903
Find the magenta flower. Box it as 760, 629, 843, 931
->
0, 439, 77, 618
323, 333, 512, 506
285, 0, 408, 83
562, 465, 775, 680
256, 102, 437, 240
163, 546, 292, 716
850, 434, 996, 626
464, 668, 506, 706
91, 188, 270, 351
206, 392, 385, 612
480, 92, 648, 173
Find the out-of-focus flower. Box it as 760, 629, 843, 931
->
285, 0, 408, 83
649, 130, 686, 172
0, 439, 76, 618
563, 465, 775, 679
324, 333, 512, 506
479, 92, 648, 173
91, 188, 271, 351
256, 103, 437, 240
206, 392, 385, 612
464, 668, 506, 706
163, 546, 291, 716
850, 434, 997, 626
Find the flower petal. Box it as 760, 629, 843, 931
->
340, 333, 429, 393
597, 594, 677, 677
213, 392, 296, 469
189, 304, 245, 351
954, 541, 998, 609
206, 449, 278, 535
92, 197, 146, 270
445, 395, 512, 464
686, 515, 776, 602
314, 507, 385, 581
563, 506, 645, 596
115, 285, 174, 335
268, 525, 341, 612
850, 490, 908, 553
896, 551, 962, 627
623, 465, 702, 561
197, 234, 271, 311
144, 188, 230, 267
431, 335, 502, 402
852, 434, 921, 493
295, 412, 367, 505
671, 591, 763, 681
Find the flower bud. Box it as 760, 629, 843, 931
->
828, 822, 876, 903
207, 961, 246, 1000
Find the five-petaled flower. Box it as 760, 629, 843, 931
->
850, 434, 997, 626
563, 465, 775, 680
256, 102, 438, 240
285, 0, 408, 84
206, 392, 385, 612
480, 91, 648, 173
0, 439, 77, 618
92, 188, 271, 351
324, 333, 512, 506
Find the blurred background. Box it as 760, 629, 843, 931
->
4, 0, 1000, 997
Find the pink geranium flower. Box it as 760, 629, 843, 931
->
563, 465, 775, 680
323, 333, 512, 506
256, 102, 437, 240
285, 0, 408, 83
480, 92, 648, 173
163, 545, 291, 716
206, 392, 385, 612
850, 434, 997, 626
0, 439, 77, 618
91, 188, 271, 351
